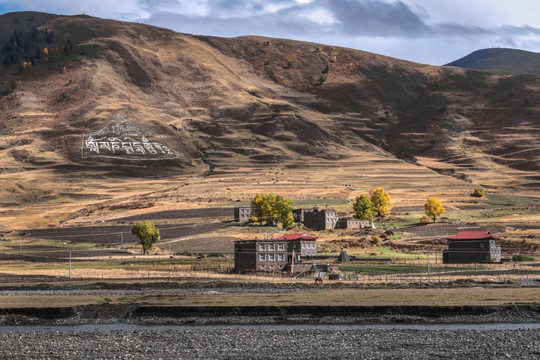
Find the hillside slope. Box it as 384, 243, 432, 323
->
0, 13, 539, 229
446, 48, 540, 75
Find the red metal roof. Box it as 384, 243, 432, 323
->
447, 231, 500, 240
277, 233, 318, 241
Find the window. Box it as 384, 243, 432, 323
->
258, 244, 266, 251
268, 244, 276, 251
302, 243, 306, 249
277, 254, 284, 261
277, 244, 285, 251
268, 254, 275, 261
259, 254, 266, 261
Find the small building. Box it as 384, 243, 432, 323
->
234, 233, 318, 273
337, 218, 370, 230
234, 206, 252, 223
292, 208, 305, 223
338, 250, 350, 262
303, 208, 339, 230
443, 231, 502, 264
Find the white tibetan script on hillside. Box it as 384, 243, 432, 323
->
81, 114, 179, 161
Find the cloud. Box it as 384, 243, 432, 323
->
327, 0, 428, 37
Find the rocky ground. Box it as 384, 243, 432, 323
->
0, 327, 539, 359
0, 281, 538, 358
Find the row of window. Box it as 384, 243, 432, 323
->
258, 243, 285, 251
259, 253, 285, 262
302, 242, 316, 249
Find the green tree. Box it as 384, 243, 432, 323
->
370, 187, 392, 217
424, 197, 445, 222
272, 195, 294, 229
352, 194, 373, 221
131, 221, 160, 254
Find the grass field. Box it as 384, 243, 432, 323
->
1, 286, 539, 308
337, 264, 449, 274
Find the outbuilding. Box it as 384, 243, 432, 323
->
443, 231, 502, 264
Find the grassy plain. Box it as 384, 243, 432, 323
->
1, 286, 539, 308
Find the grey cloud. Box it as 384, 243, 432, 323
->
434, 23, 540, 38
132, 0, 540, 50
326, 0, 429, 36
138, 11, 323, 39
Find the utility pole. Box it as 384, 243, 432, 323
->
427, 249, 430, 281
291, 249, 295, 275
120, 232, 124, 247
69, 245, 72, 280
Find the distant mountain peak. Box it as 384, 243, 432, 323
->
446, 48, 540, 75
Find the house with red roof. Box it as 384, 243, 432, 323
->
443, 230, 501, 264
234, 233, 318, 273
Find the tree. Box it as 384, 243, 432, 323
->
471, 188, 485, 197
272, 195, 294, 229
251, 193, 268, 225
424, 197, 445, 222
131, 221, 160, 255
250, 193, 294, 228
352, 194, 373, 221
370, 187, 392, 217
2, 80, 16, 95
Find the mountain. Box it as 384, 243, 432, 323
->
446, 48, 540, 75
1, 12, 540, 229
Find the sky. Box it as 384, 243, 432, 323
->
1, 0, 540, 65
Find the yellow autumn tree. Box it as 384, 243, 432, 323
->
369, 187, 392, 217
250, 193, 294, 228
424, 197, 445, 222
43, 47, 48, 56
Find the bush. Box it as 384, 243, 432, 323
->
370, 235, 382, 245
512, 254, 534, 262
1, 80, 16, 96
471, 188, 485, 197
419, 216, 432, 223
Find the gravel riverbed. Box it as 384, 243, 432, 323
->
0, 327, 539, 359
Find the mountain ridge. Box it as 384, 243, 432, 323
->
446, 48, 540, 75
0, 12, 539, 229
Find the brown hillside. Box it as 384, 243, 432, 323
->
0, 13, 539, 229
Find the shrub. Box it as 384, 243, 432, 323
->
1, 80, 16, 96
471, 188, 485, 197
419, 216, 432, 223
512, 255, 534, 262
370, 235, 382, 245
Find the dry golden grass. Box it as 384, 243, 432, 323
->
1, 14, 539, 235
1, 287, 538, 308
